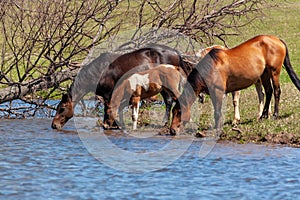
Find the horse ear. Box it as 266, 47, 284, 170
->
62, 93, 72, 102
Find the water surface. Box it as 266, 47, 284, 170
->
0, 118, 299, 199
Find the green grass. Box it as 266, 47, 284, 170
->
224, 0, 300, 77
213, 0, 300, 145
220, 83, 300, 145
116, 0, 300, 146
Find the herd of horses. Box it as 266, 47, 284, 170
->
51, 35, 300, 136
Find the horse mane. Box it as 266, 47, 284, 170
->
146, 43, 190, 76
68, 52, 120, 100
208, 48, 222, 63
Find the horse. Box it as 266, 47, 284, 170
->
96, 44, 190, 130
52, 44, 189, 130
197, 45, 271, 125
107, 64, 187, 130
51, 52, 121, 129
170, 35, 300, 135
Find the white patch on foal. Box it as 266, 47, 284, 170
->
128, 74, 150, 91
162, 64, 176, 69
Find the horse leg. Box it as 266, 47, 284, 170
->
211, 89, 225, 135
118, 106, 125, 129
255, 80, 264, 119
102, 102, 110, 129
131, 96, 140, 130
160, 90, 173, 126
103, 101, 120, 129
231, 91, 240, 127
271, 72, 281, 119
260, 71, 273, 119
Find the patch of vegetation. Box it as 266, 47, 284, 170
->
224, 0, 300, 76
218, 83, 300, 146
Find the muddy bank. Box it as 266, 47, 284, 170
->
219, 129, 300, 148
108, 123, 300, 148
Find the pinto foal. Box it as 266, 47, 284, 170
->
107, 64, 186, 130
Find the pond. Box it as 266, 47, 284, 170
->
0, 117, 299, 199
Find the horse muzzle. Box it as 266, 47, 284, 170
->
51, 122, 62, 130
169, 128, 178, 136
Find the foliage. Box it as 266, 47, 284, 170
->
0, 0, 285, 118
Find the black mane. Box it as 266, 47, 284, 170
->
208, 48, 222, 63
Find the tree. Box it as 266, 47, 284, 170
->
0, 0, 273, 118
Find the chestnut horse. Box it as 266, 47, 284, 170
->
52, 44, 189, 129
170, 35, 300, 135
107, 64, 187, 130
197, 45, 271, 125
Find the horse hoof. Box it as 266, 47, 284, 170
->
195, 132, 206, 138
232, 126, 243, 133
232, 120, 240, 128
158, 126, 170, 135
259, 113, 269, 121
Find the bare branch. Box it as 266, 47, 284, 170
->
0, 0, 275, 118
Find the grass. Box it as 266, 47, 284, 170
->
112, 0, 300, 146
224, 0, 300, 76
220, 83, 300, 146
214, 0, 300, 145
131, 83, 299, 146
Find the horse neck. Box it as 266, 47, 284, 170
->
179, 83, 198, 110
68, 64, 107, 106
68, 52, 120, 105
68, 84, 88, 106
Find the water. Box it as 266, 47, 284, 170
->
0, 118, 300, 199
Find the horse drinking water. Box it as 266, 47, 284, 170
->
107, 64, 187, 130
170, 35, 300, 135
51, 52, 121, 129
52, 44, 188, 130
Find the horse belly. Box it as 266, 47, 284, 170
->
140, 83, 162, 99
226, 76, 259, 93
226, 61, 265, 92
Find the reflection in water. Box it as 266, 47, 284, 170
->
0, 119, 299, 199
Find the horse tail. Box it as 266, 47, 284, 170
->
281, 40, 300, 91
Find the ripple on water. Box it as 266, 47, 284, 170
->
0, 118, 299, 199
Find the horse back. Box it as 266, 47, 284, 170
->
210, 35, 286, 92
97, 46, 185, 100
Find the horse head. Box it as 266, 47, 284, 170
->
169, 101, 191, 135
51, 93, 74, 129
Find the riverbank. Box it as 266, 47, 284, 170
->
138, 83, 300, 147
211, 83, 299, 147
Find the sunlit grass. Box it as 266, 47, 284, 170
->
224, 0, 300, 77
220, 83, 300, 145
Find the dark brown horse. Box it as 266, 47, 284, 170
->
52, 44, 189, 129
96, 44, 189, 129
107, 64, 187, 130
51, 52, 121, 129
170, 35, 300, 135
